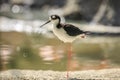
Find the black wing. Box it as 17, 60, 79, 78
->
63, 24, 85, 36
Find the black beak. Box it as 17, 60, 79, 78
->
40, 20, 51, 27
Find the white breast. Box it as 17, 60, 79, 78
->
52, 25, 78, 43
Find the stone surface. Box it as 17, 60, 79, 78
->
0, 68, 120, 80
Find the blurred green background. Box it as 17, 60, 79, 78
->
0, 0, 120, 71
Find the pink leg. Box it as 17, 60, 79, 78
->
67, 43, 72, 80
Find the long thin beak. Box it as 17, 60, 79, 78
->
40, 20, 51, 27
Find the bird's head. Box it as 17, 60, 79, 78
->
50, 15, 61, 24
40, 15, 61, 27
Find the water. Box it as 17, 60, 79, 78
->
0, 10, 120, 71
0, 31, 120, 71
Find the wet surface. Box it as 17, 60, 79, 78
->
0, 32, 120, 71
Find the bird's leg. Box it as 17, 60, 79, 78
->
66, 43, 72, 79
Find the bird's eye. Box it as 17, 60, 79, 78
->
52, 15, 56, 19
52, 16, 55, 18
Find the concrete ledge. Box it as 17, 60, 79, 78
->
0, 68, 120, 80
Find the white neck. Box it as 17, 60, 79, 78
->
51, 19, 60, 27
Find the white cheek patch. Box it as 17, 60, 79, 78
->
52, 16, 56, 19
52, 19, 59, 25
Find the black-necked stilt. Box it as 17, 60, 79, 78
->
40, 14, 88, 79
40, 15, 88, 43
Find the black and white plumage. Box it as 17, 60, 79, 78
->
40, 15, 87, 43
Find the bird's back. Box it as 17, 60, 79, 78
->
63, 24, 85, 36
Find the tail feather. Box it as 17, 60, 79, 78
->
80, 33, 86, 38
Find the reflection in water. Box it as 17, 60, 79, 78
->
0, 37, 120, 71
0, 20, 120, 70
0, 45, 13, 70
23, 53, 28, 57
39, 45, 64, 61
0, 31, 120, 71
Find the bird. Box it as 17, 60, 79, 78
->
40, 14, 89, 79
40, 14, 88, 43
